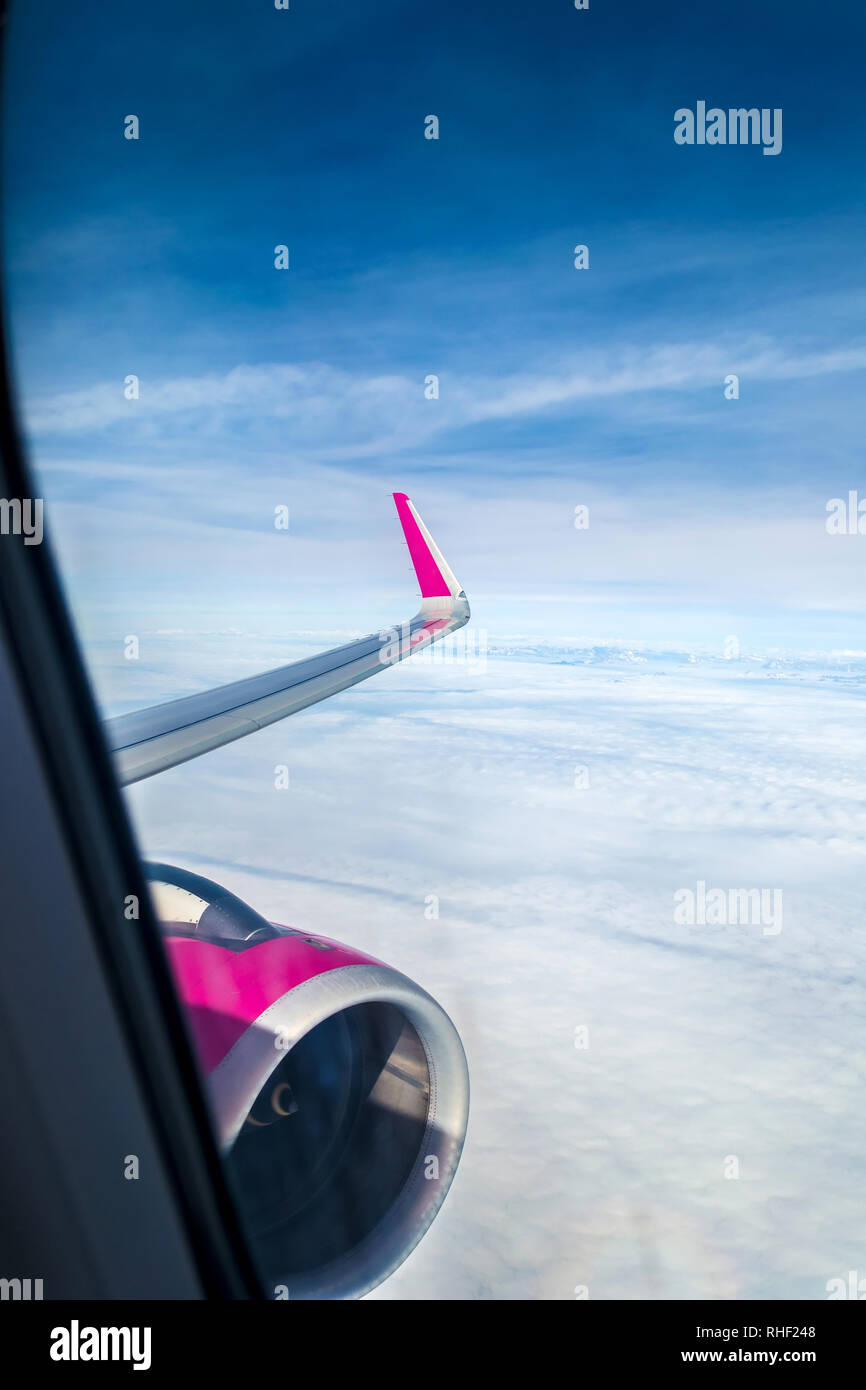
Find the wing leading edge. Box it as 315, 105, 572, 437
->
104, 493, 469, 785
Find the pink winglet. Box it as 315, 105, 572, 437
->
393, 492, 451, 598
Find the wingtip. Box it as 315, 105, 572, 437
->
392, 492, 462, 601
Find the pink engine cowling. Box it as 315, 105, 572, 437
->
147, 863, 469, 1300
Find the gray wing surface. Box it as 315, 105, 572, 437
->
104, 494, 469, 785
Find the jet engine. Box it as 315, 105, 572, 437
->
146, 863, 469, 1300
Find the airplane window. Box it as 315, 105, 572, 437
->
2, 0, 865, 1315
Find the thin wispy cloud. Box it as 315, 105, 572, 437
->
24, 340, 866, 449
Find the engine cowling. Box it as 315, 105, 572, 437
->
145, 863, 469, 1300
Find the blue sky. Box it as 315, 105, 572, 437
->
5, 4, 866, 1300
3, 0, 866, 658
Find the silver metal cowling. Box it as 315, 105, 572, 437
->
211, 963, 470, 1300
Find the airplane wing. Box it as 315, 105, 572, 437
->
103, 492, 470, 785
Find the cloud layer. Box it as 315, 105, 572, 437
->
123, 647, 866, 1299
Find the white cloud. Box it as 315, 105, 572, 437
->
123, 649, 866, 1299
24, 339, 866, 448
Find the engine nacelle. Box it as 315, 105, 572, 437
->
146, 864, 469, 1300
